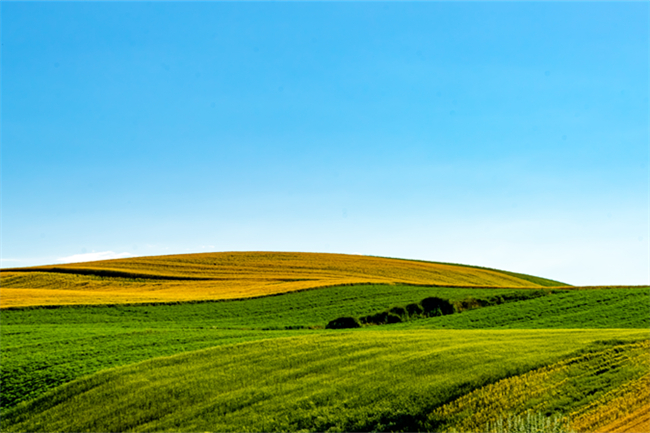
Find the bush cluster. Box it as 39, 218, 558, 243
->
325, 296, 456, 328
326, 290, 551, 329
325, 317, 361, 329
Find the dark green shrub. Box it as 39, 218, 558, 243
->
385, 313, 402, 324
325, 317, 361, 329
389, 306, 407, 318
455, 297, 487, 312
405, 303, 424, 317
365, 312, 389, 325
486, 295, 505, 305
421, 297, 454, 316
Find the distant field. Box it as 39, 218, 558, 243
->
0, 252, 565, 308
3, 329, 647, 433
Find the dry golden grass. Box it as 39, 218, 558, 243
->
1, 251, 557, 308
596, 403, 650, 433
0, 277, 374, 308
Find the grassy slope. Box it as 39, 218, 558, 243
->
2, 285, 541, 328
1, 252, 565, 308
2, 285, 647, 413
396, 287, 650, 330
3, 329, 647, 433
0, 284, 543, 410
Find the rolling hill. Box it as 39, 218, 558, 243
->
0, 251, 565, 308
1, 252, 647, 433
3, 330, 647, 432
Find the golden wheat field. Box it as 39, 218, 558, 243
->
0, 252, 561, 308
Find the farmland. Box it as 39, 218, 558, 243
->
0, 252, 648, 432
3, 330, 648, 433
0, 251, 563, 308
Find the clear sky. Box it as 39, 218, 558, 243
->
1, 2, 648, 285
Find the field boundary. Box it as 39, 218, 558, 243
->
0, 282, 565, 311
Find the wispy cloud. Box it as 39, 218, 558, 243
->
57, 251, 133, 264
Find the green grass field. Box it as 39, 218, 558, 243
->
397, 286, 650, 330
1, 253, 648, 432
0, 284, 551, 410
3, 329, 647, 433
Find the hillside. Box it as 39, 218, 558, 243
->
2, 252, 646, 433
3, 329, 647, 433
2, 284, 647, 412
0, 252, 565, 308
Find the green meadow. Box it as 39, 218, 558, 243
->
1, 284, 551, 410
1, 255, 648, 432
4, 330, 648, 433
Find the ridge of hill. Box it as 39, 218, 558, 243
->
0, 252, 566, 308
372, 255, 566, 287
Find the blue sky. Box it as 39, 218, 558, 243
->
2, 2, 648, 285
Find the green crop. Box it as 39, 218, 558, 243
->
2, 285, 647, 413
396, 287, 650, 330
0, 284, 548, 410
3, 329, 647, 433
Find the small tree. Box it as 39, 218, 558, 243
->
366, 311, 389, 325
389, 306, 407, 318
385, 313, 403, 324
421, 297, 454, 316
325, 317, 361, 329
405, 303, 424, 317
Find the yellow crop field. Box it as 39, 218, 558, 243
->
0, 252, 559, 308
0, 275, 374, 308
594, 403, 650, 433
